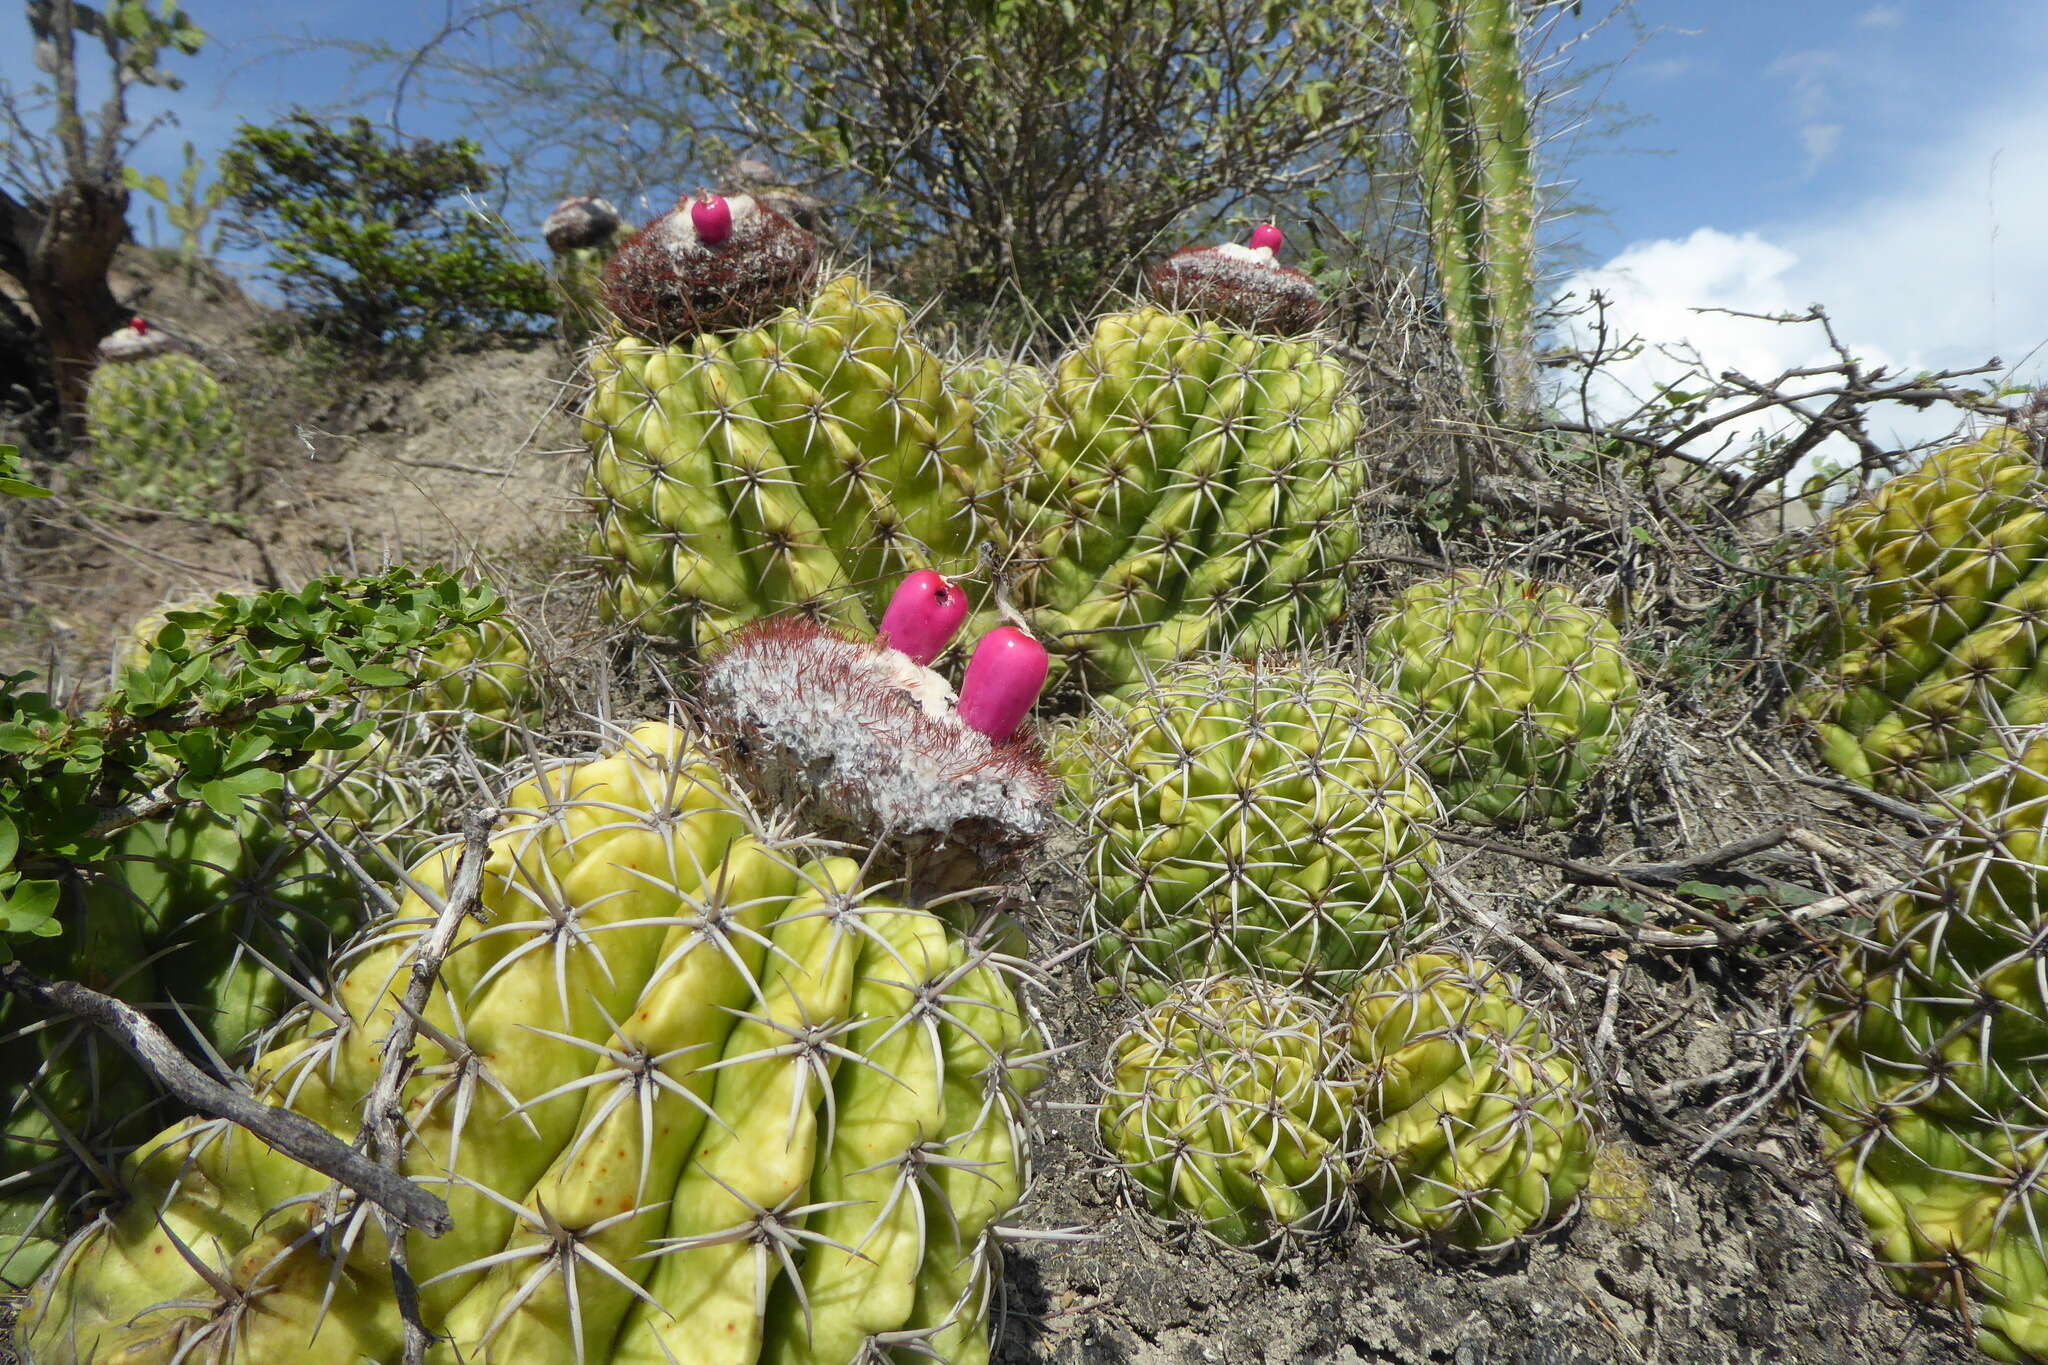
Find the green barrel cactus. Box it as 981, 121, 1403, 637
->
584, 191, 1009, 648
83, 319, 245, 514
1789, 425, 2048, 797
1009, 231, 1367, 692
370, 615, 543, 761
544, 195, 624, 347
1800, 729, 2048, 1362
1364, 570, 1639, 826
1343, 952, 1596, 1254
1099, 976, 1358, 1247
20, 722, 1042, 1365
1060, 656, 1442, 1002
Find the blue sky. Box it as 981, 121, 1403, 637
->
1551, 0, 2048, 443
6, 0, 2042, 437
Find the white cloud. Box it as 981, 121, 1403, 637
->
1799, 122, 1842, 170
1552, 83, 2048, 461
1857, 3, 1907, 27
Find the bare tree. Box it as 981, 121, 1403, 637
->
0, 0, 203, 423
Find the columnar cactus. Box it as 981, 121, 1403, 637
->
1364, 570, 1639, 826
1343, 952, 1596, 1254
1099, 976, 1359, 1246
1800, 729, 2048, 1362
83, 319, 244, 514
1399, 0, 1536, 414
19, 722, 1043, 1365
584, 191, 1010, 646
1789, 425, 2048, 797
1009, 229, 1367, 692
1060, 656, 1442, 1001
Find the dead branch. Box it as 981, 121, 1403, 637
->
0, 960, 449, 1234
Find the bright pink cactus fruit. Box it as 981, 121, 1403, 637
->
956, 626, 1049, 742
691, 193, 734, 244
1249, 223, 1284, 251
877, 570, 970, 667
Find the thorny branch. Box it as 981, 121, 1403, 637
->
356, 807, 495, 1365
0, 960, 449, 1234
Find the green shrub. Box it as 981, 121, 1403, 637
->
219, 113, 554, 359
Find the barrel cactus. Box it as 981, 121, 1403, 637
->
544, 194, 624, 346
1364, 570, 1639, 826
83, 319, 245, 515
1099, 976, 1358, 1247
1789, 425, 2048, 797
18, 721, 1042, 1365
370, 615, 543, 761
1008, 227, 1367, 692
1061, 656, 1442, 1002
584, 190, 1009, 648
1343, 952, 1596, 1254
1800, 729, 2048, 1362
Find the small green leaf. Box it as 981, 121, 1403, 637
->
0, 879, 61, 937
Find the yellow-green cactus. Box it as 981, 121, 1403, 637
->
83, 321, 245, 515
1788, 425, 2048, 797
1060, 656, 1442, 1002
1800, 729, 2048, 1362
1099, 976, 1358, 1247
584, 193, 1009, 649
1009, 240, 1366, 692
1343, 952, 1596, 1254
19, 722, 1042, 1365
1364, 570, 1639, 826
948, 353, 1045, 453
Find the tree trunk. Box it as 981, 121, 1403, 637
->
10, 180, 130, 429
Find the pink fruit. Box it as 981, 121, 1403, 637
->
878, 570, 970, 667
1249, 223, 1284, 252
956, 627, 1049, 742
691, 193, 734, 244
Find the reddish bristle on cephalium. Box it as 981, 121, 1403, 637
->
1144, 233, 1329, 336
878, 570, 971, 667
956, 626, 1050, 742
602, 189, 820, 343
699, 617, 1057, 882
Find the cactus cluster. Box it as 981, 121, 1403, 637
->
584, 194, 1006, 646
1096, 954, 1596, 1256
1790, 426, 2048, 797
1061, 655, 1442, 1002
20, 722, 1043, 1365
1800, 730, 2048, 1363
1365, 570, 1639, 826
583, 204, 1368, 697
83, 320, 245, 514
1344, 952, 1595, 1254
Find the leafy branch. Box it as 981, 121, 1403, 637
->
0, 566, 503, 953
